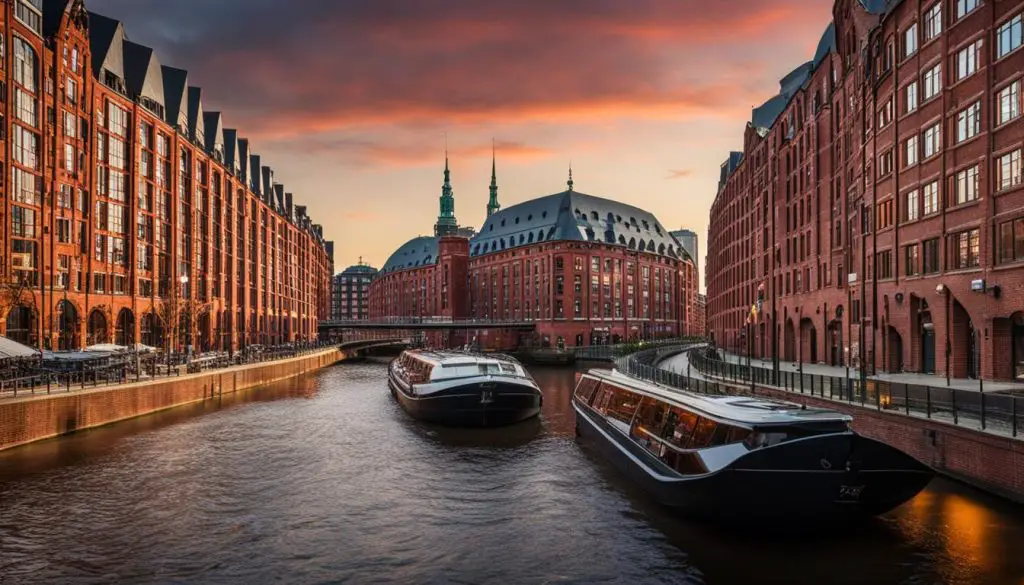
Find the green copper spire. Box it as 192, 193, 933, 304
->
435, 144, 458, 237
487, 141, 500, 217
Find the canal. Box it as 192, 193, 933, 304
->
1, 363, 1023, 585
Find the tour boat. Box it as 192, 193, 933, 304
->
388, 349, 543, 427
572, 369, 933, 523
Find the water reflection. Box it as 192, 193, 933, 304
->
0, 362, 1021, 585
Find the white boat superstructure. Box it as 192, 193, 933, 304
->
388, 350, 543, 426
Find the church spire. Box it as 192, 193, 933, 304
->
435, 139, 458, 237
567, 162, 574, 192
487, 140, 500, 217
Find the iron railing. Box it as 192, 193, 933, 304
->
616, 344, 1023, 439
573, 337, 708, 361
0, 341, 335, 400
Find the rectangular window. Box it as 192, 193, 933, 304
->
63, 111, 76, 138
997, 218, 1024, 263
957, 0, 979, 19
14, 0, 42, 36
923, 3, 943, 42
904, 81, 918, 114
905, 135, 919, 167
998, 149, 1023, 191
923, 238, 940, 273
956, 40, 981, 81
14, 88, 36, 127
905, 244, 920, 276
923, 64, 942, 100
923, 180, 939, 215
904, 189, 920, 221
879, 149, 894, 175
956, 101, 981, 143
997, 13, 1023, 59
923, 123, 941, 158
951, 229, 980, 269
12, 125, 39, 169
953, 165, 980, 204
877, 250, 893, 280
904, 23, 918, 58
879, 98, 893, 126
11, 205, 36, 238
997, 80, 1021, 125
64, 143, 74, 171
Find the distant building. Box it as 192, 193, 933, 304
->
695, 294, 707, 338
670, 229, 699, 277
369, 159, 698, 349
332, 261, 378, 321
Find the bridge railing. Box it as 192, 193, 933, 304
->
574, 337, 707, 361
321, 317, 536, 327
615, 344, 1024, 439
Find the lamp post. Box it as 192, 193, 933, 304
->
180, 275, 190, 363
937, 283, 950, 387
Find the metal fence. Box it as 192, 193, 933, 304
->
616, 344, 1024, 439
573, 337, 707, 361
0, 341, 335, 399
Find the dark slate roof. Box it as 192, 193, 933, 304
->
122, 40, 165, 107
88, 12, 125, 80
469, 190, 682, 259
249, 154, 262, 194
237, 139, 251, 182
261, 167, 274, 203
44, 0, 72, 38
340, 264, 379, 276
223, 129, 240, 170
381, 236, 440, 274
813, 22, 837, 67
187, 86, 205, 144
203, 112, 224, 154
161, 66, 189, 129
750, 60, 814, 131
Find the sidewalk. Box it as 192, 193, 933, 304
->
716, 350, 1024, 394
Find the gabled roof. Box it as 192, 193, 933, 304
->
249, 154, 262, 194
470, 190, 682, 259
88, 12, 125, 80
237, 139, 251, 183
273, 183, 285, 212
161, 66, 189, 129
122, 40, 165, 108
381, 236, 440, 274
223, 129, 240, 171
261, 166, 274, 203
203, 112, 224, 154
187, 86, 205, 144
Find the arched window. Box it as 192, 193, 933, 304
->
538, 230, 545, 241
638, 239, 645, 251
584, 228, 595, 241
629, 237, 636, 249
618, 235, 626, 245
658, 243, 666, 255
518, 234, 525, 245
590, 211, 599, 221
528, 232, 534, 243
13, 37, 38, 93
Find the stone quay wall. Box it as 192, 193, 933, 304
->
746, 384, 1024, 503
0, 349, 341, 452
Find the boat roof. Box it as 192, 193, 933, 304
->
586, 369, 851, 426
403, 349, 519, 367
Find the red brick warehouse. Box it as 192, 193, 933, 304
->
368, 157, 700, 351
706, 0, 1024, 381
0, 0, 335, 352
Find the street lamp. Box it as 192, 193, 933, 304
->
936, 283, 950, 387
180, 275, 190, 363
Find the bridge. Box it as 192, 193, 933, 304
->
337, 338, 412, 360
320, 318, 537, 332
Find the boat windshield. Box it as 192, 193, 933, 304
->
742, 422, 850, 449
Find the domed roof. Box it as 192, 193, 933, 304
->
470, 190, 682, 259
341, 263, 378, 276
380, 236, 439, 275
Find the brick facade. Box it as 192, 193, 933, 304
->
707, 0, 1024, 381
0, 1, 334, 353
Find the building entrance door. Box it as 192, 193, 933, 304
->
921, 328, 936, 374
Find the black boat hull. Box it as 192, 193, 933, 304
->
575, 406, 932, 523
390, 374, 542, 427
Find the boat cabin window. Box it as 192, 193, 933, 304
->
743, 422, 847, 449
478, 363, 502, 375
574, 376, 602, 405
499, 363, 517, 374
593, 384, 641, 427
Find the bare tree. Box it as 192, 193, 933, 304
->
152, 288, 183, 371
180, 298, 212, 357
0, 275, 35, 343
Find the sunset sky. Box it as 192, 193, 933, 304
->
89, 0, 835, 286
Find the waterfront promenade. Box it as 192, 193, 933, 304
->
715, 350, 1024, 394
0, 347, 343, 452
